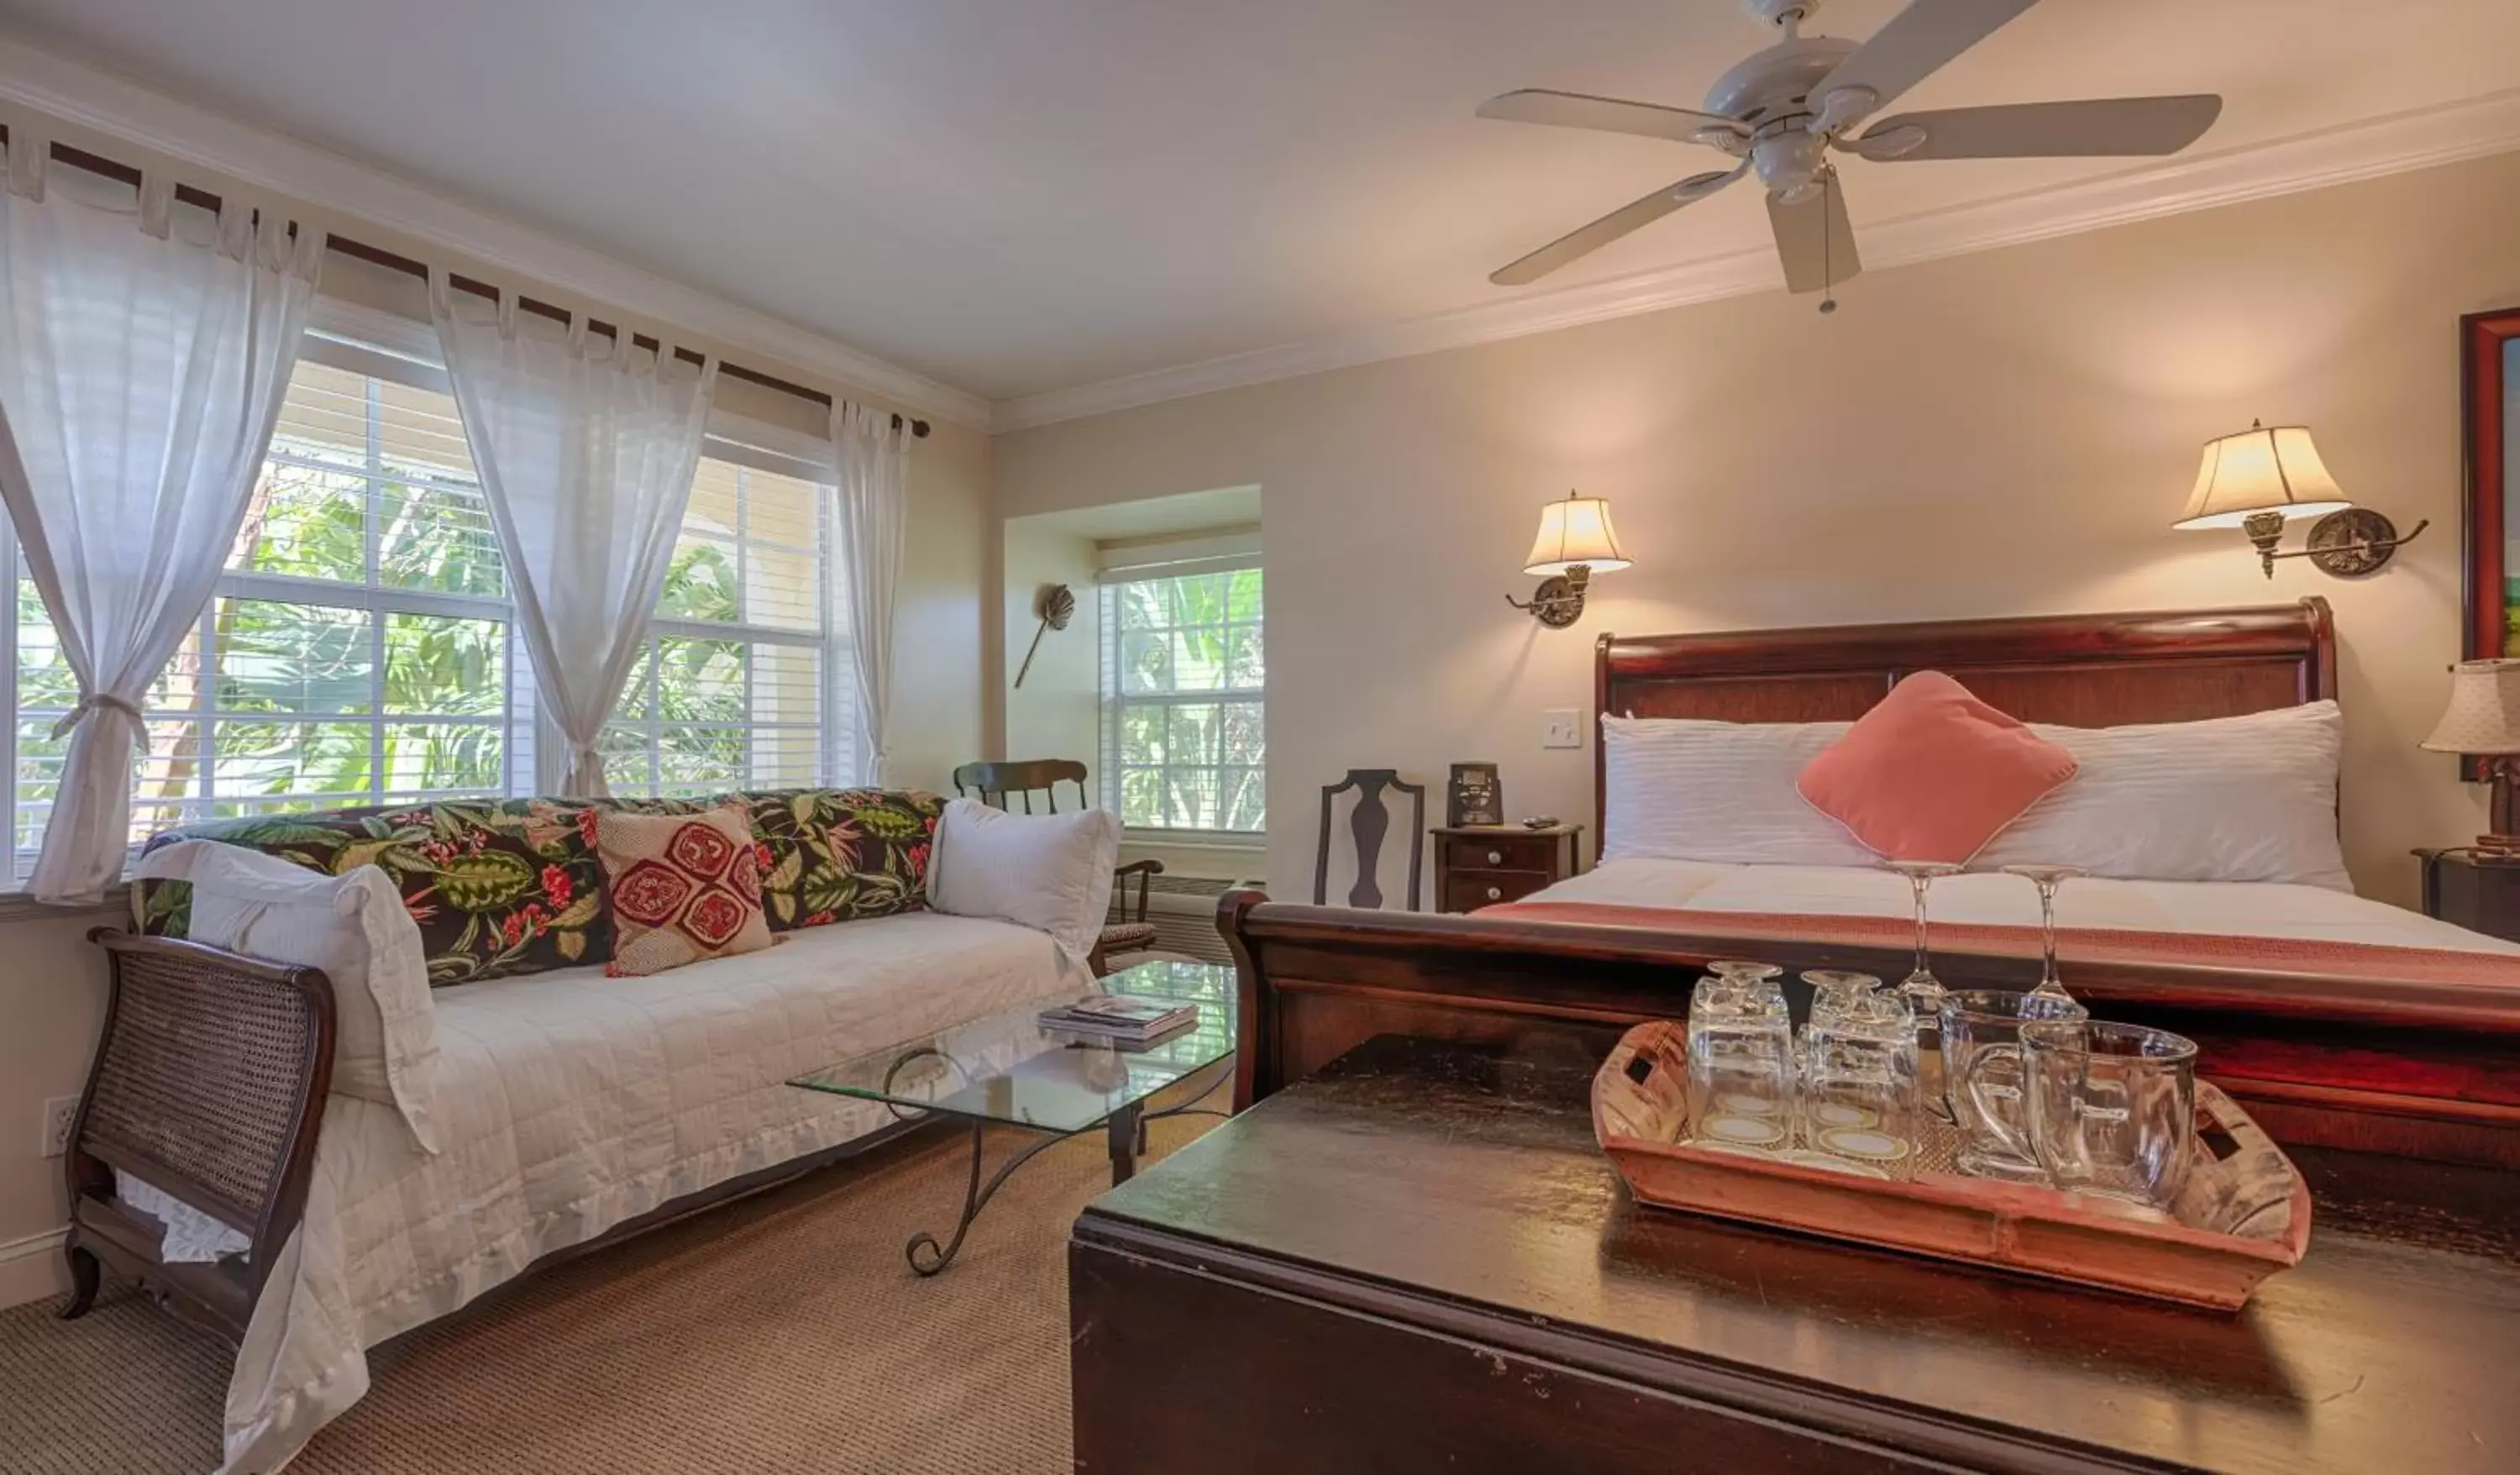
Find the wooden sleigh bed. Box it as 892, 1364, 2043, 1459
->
1223, 596, 2520, 1170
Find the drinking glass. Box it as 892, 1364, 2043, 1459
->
1797, 968, 1882, 1114
2023, 1019, 2199, 1211
2001, 863, 2087, 1006
1881, 860, 1962, 1015
1686, 960, 1795, 1150
1940, 988, 2090, 1182
1798, 989, 1921, 1173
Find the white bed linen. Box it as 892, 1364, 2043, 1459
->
212, 911, 1084, 1474
1522, 858, 2520, 957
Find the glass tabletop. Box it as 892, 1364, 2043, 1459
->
788, 958, 1236, 1134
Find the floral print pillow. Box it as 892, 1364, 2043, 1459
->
733, 788, 942, 931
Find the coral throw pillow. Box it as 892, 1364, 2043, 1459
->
1796, 671, 2078, 864
595, 804, 774, 977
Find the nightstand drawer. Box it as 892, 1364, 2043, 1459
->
1444, 869, 1552, 912
1438, 834, 1558, 873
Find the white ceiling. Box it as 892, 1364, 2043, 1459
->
5, 0, 2518, 410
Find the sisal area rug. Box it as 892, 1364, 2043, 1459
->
0, 1087, 1226, 1475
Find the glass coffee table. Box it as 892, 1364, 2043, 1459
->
790, 958, 1236, 1274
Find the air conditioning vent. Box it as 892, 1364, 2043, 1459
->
1109, 871, 1261, 967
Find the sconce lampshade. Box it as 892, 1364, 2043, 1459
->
2171, 422, 2352, 529
2421, 659, 2520, 755
1524, 494, 1630, 575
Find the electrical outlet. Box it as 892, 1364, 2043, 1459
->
39, 1095, 78, 1159
1541, 709, 1583, 749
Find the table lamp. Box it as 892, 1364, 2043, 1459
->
2420, 659, 2520, 853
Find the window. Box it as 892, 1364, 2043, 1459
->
1100, 567, 1263, 834
601, 456, 848, 796
8, 354, 515, 875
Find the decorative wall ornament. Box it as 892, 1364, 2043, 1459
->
1014, 582, 1075, 689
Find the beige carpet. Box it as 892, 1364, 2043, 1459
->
0, 1085, 1226, 1475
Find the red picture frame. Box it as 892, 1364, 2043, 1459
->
2462, 307, 2520, 776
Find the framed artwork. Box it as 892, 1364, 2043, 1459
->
2463, 306, 2520, 664
1448, 763, 1503, 827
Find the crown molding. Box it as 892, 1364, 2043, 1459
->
995, 87, 2520, 433
0, 35, 993, 431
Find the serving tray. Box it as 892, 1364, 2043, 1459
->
1593, 1020, 2313, 1310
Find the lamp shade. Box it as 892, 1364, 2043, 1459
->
2172, 423, 2352, 529
2422, 659, 2520, 754
1524, 495, 1630, 575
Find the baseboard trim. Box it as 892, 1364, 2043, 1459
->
0, 1225, 69, 1311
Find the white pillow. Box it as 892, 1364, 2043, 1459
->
1971, 701, 2351, 890
927, 798, 1120, 966
132, 842, 441, 1152
1600, 715, 1879, 868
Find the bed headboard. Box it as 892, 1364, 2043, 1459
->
1592, 598, 2335, 846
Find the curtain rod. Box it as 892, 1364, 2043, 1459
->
8, 131, 932, 439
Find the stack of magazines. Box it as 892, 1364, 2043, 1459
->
1038, 995, 1199, 1046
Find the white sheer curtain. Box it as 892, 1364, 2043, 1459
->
432, 271, 717, 796
832, 402, 908, 786
0, 135, 319, 902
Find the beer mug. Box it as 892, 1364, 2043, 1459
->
2022, 1020, 2199, 1211
1940, 989, 2088, 1182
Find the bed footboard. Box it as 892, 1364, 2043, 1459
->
1220, 893, 2520, 1169
62, 929, 335, 1342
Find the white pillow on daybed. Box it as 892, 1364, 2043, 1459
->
132, 841, 441, 1152
927, 797, 1119, 966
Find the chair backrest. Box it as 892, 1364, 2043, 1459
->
1314, 769, 1425, 911
953, 758, 1090, 814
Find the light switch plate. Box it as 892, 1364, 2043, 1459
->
1541, 709, 1583, 749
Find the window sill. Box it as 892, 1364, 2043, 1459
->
1122, 831, 1267, 853
0, 884, 129, 925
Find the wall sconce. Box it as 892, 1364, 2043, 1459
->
2171, 419, 2427, 578
1507, 491, 1629, 627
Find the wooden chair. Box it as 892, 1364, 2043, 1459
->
1314, 769, 1425, 911
952, 759, 1164, 974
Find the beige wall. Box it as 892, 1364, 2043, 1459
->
0, 905, 121, 1308
996, 150, 2520, 905
1000, 517, 1104, 776
888, 419, 993, 793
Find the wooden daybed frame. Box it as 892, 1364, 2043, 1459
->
1225, 597, 2520, 1170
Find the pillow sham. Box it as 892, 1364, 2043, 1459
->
594, 805, 775, 977
1797, 671, 2078, 864
131, 840, 441, 1152
927, 797, 1118, 966
1600, 714, 1879, 868
1971, 701, 2350, 890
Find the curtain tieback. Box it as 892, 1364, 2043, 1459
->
50, 691, 146, 741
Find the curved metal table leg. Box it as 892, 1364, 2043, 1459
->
1137, 1059, 1235, 1153
906, 1119, 1080, 1276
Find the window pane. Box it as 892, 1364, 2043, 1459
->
1226, 568, 1262, 621
234, 461, 369, 582
1160, 767, 1219, 829
1116, 582, 1164, 633
1120, 767, 1163, 827
267, 360, 370, 468
375, 377, 477, 482
658, 726, 747, 793
658, 538, 741, 623
215, 598, 375, 715
1226, 627, 1265, 690
1221, 701, 1264, 764
598, 724, 658, 796
753, 645, 819, 727
655, 638, 747, 722
382, 722, 502, 795
384, 614, 505, 717
1220, 767, 1266, 831
748, 541, 820, 633
213, 719, 374, 800
1120, 631, 1170, 694
1171, 628, 1229, 693
1165, 704, 1220, 766
14, 577, 77, 711
377, 476, 503, 597
1119, 705, 1165, 765
748, 727, 822, 790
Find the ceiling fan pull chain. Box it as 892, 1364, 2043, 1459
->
1819, 171, 1838, 316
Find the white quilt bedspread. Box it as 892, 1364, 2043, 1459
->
213, 911, 1084, 1474
1525, 858, 2520, 955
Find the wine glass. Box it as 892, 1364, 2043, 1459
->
1881, 860, 1962, 1016
2001, 864, 2086, 1005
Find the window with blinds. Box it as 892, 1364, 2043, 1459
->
1100, 566, 1264, 834
7, 354, 517, 874
600, 456, 849, 796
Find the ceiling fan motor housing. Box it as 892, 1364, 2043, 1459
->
1703, 35, 1859, 125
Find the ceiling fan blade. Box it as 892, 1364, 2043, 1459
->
1767, 176, 1861, 296
1856, 96, 2223, 160
1817, 0, 2043, 118
1476, 88, 1742, 145
1491, 169, 1744, 286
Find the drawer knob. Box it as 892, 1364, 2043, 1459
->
1486, 849, 1504, 865
1485, 885, 1502, 900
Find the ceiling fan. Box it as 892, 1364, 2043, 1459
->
1478, 0, 2223, 308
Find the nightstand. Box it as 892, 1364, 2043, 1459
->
1432, 824, 1583, 914
2415, 847, 2520, 943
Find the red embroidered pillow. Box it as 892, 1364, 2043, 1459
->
594, 804, 774, 977
1797, 671, 2078, 864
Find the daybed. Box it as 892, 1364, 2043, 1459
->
1227, 600, 2520, 1170
58, 787, 1100, 1474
